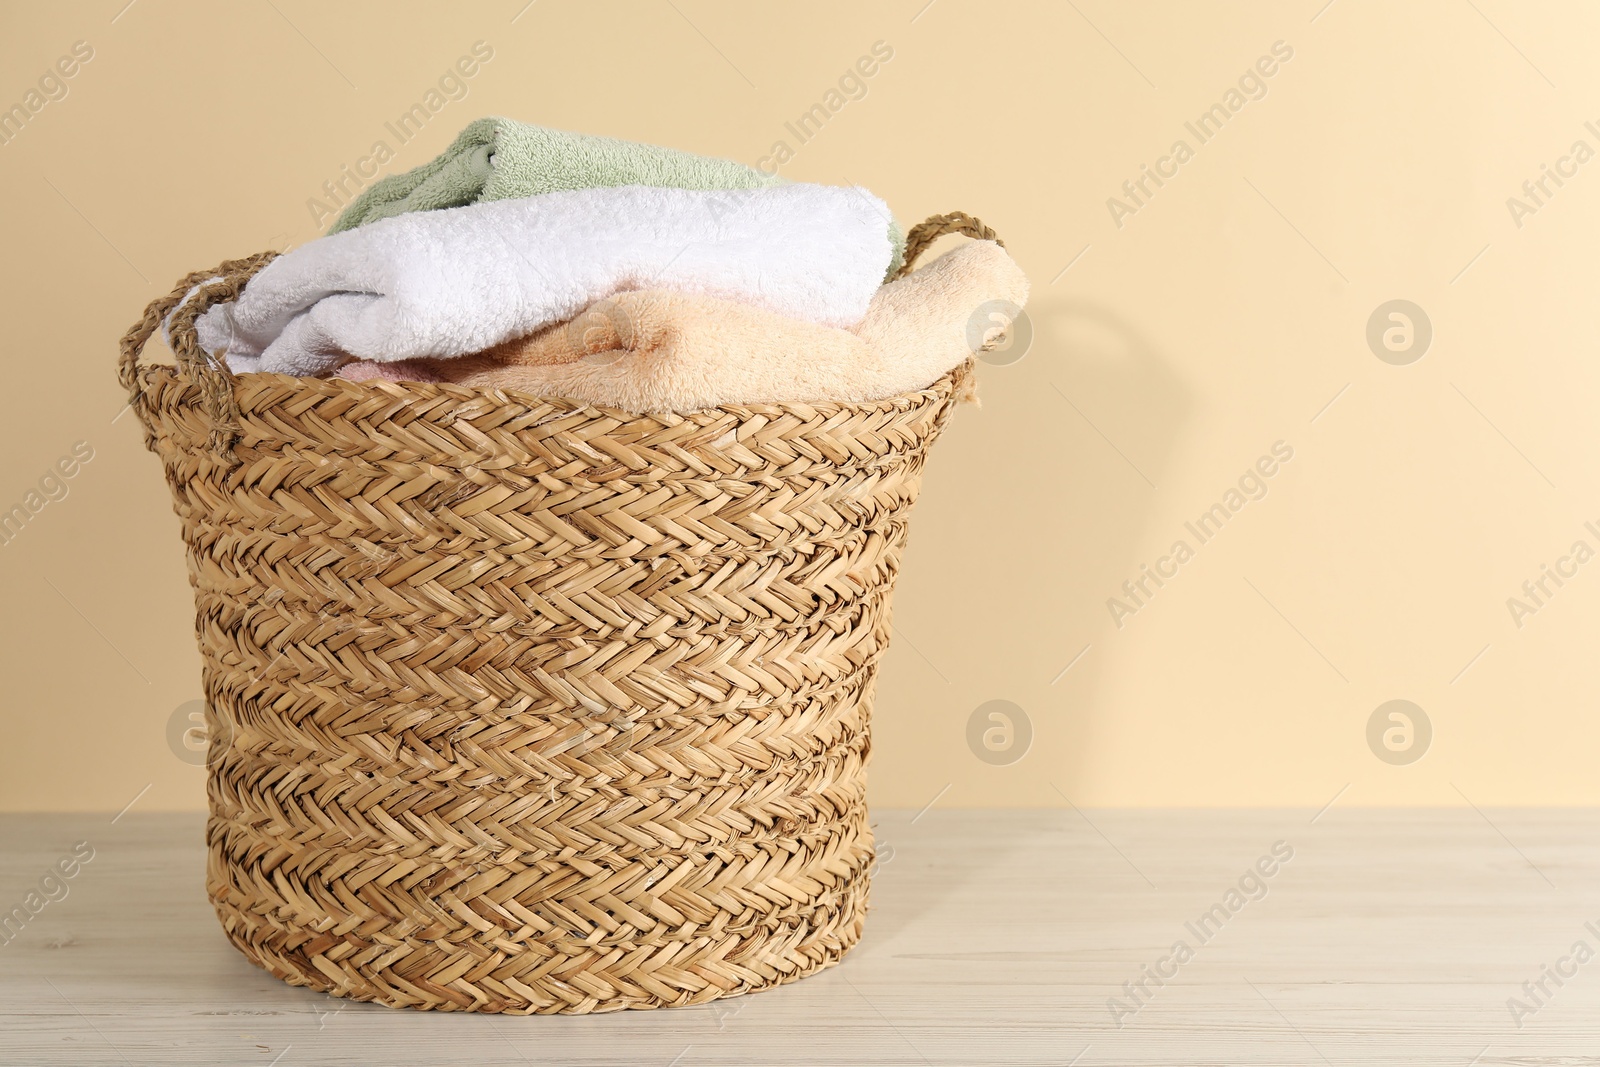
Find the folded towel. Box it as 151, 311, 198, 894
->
337, 241, 1029, 412
199, 183, 897, 377
329, 117, 905, 276
336, 358, 442, 383
331, 117, 774, 232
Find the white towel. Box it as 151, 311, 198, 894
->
196, 183, 897, 376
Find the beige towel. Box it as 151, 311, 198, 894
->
338, 241, 1028, 412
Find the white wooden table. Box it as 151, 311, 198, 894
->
3, 809, 1597, 1065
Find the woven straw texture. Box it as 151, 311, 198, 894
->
119, 214, 989, 1014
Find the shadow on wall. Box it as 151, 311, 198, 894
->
865, 290, 1191, 942
1026, 293, 1194, 793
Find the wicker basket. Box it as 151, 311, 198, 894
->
118, 213, 999, 1014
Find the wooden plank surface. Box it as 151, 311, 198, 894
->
3, 809, 1599, 1065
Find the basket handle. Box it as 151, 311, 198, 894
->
117, 251, 278, 460
890, 212, 1004, 281
891, 211, 1006, 405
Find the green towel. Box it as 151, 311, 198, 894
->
329, 117, 904, 276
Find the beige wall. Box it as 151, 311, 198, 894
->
1, 0, 1594, 811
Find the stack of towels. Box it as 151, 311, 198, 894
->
195, 117, 1030, 414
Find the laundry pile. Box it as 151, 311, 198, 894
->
195, 117, 1029, 413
